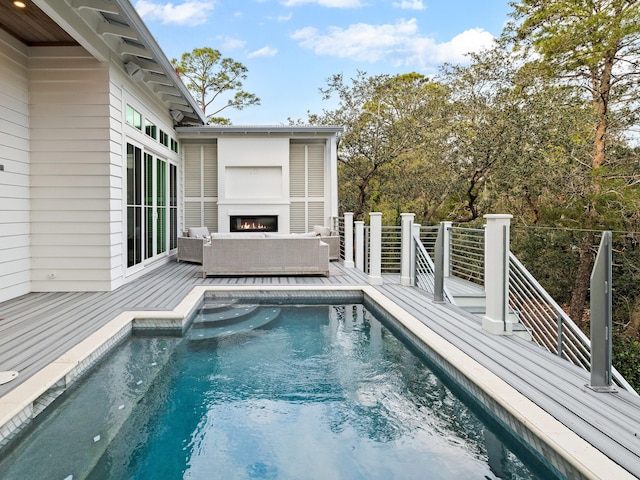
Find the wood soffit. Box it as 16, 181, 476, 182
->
0, 0, 78, 45
0, 0, 205, 124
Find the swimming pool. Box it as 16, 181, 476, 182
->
0, 300, 559, 479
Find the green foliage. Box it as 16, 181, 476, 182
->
613, 334, 640, 391
172, 47, 260, 124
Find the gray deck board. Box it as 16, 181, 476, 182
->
379, 282, 640, 474
1, 259, 639, 476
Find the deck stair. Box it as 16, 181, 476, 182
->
186, 305, 281, 340
444, 276, 533, 341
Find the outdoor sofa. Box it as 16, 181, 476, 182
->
177, 226, 340, 264
202, 233, 330, 277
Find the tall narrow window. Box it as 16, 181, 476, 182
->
170, 164, 178, 250
127, 143, 143, 267
157, 158, 167, 254
144, 153, 154, 260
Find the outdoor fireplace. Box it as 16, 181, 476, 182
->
230, 215, 278, 233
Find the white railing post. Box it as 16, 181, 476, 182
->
442, 221, 453, 277
400, 213, 415, 286
368, 212, 383, 285
354, 221, 365, 271
483, 214, 513, 335
343, 212, 354, 268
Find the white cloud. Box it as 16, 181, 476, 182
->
220, 37, 247, 50
248, 46, 278, 58
278, 12, 294, 21
392, 0, 425, 10
291, 19, 495, 68
282, 0, 363, 7
134, 0, 215, 26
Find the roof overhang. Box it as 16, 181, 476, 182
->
1, 0, 206, 125
177, 125, 344, 138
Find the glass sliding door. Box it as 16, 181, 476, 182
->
127, 144, 143, 268
169, 164, 178, 251
157, 158, 167, 255
144, 153, 154, 260
127, 143, 177, 269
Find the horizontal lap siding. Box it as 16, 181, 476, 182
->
0, 31, 30, 303
29, 46, 115, 293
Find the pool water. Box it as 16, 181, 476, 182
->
0, 303, 553, 479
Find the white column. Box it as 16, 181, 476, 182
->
368, 212, 383, 285
343, 213, 354, 268
355, 221, 365, 271
400, 213, 415, 286
483, 214, 513, 335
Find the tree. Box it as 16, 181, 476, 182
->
508, 0, 640, 322
172, 47, 260, 124
314, 72, 448, 220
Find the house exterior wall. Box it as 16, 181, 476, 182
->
183, 141, 218, 232
217, 137, 291, 233
0, 30, 31, 303
179, 133, 339, 235
29, 46, 116, 292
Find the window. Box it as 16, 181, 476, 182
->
127, 144, 143, 267
159, 130, 169, 147
145, 120, 157, 140
126, 105, 142, 130
127, 142, 177, 267
170, 138, 179, 153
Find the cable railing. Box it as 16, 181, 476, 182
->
414, 233, 453, 303
381, 226, 402, 273
450, 227, 484, 285
509, 252, 634, 393
419, 225, 439, 259
334, 216, 345, 261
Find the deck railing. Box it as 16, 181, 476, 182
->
334, 216, 345, 260
419, 225, 439, 259
338, 213, 635, 393
381, 226, 402, 273
450, 227, 484, 285
509, 252, 634, 392
414, 232, 453, 303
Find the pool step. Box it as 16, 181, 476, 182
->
200, 299, 239, 314
186, 307, 281, 340
194, 304, 259, 326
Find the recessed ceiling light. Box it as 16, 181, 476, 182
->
13, 1, 27, 7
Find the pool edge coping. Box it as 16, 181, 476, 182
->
0, 284, 632, 480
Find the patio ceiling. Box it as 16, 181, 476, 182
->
0, 0, 77, 45
0, 0, 206, 125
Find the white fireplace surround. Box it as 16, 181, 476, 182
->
217, 137, 291, 233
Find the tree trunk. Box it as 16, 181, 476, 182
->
569, 231, 595, 329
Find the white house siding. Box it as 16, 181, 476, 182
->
289, 142, 326, 233
0, 31, 30, 303
29, 46, 115, 293
183, 141, 218, 231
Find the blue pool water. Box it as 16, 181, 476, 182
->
0, 303, 556, 479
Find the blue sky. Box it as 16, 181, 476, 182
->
134, 0, 513, 124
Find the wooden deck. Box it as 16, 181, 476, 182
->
1, 259, 640, 477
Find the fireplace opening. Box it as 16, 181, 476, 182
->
230, 215, 278, 233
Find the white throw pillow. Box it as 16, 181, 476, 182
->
313, 225, 331, 236
188, 226, 210, 238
